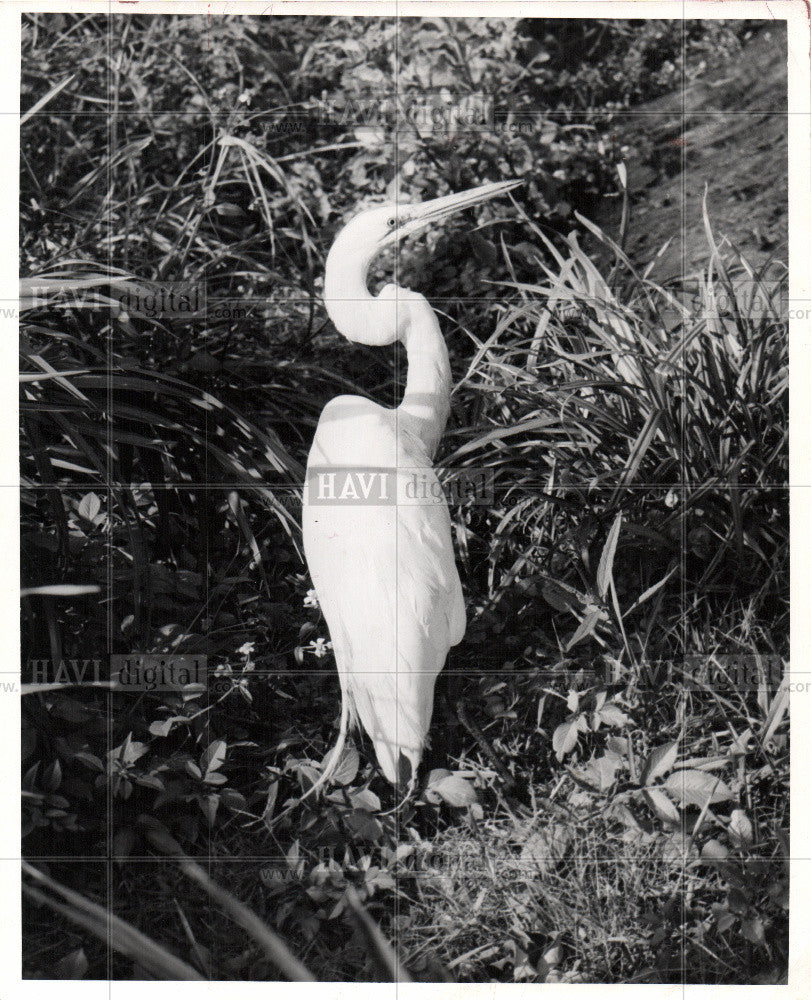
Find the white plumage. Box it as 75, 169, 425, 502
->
301, 180, 519, 787
304, 394, 466, 784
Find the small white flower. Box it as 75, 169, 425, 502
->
311, 638, 332, 659
303, 589, 320, 609
238, 91, 252, 106
237, 641, 255, 658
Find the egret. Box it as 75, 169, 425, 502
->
301, 179, 521, 793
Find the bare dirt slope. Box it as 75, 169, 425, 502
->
598, 25, 788, 280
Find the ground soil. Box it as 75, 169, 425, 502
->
596, 25, 788, 281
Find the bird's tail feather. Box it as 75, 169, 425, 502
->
348, 666, 437, 787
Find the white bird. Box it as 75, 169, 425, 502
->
301, 179, 521, 792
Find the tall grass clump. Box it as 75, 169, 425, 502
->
446, 199, 787, 656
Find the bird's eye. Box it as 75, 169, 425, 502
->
386, 217, 397, 228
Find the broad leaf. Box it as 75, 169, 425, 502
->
640, 741, 679, 786
643, 787, 680, 825
330, 746, 360, 786
662, 769, 734, 807
728, 808, 754, 848
701, 839, 729, 860
77, 492, 101, 522
552, 718, 581, 759
431, 774, 477, 807
597, 702, 630, 728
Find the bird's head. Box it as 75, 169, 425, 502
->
324, 179, 522, 345
351, 177, 523, 253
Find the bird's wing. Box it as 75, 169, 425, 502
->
302, 417, 465, 783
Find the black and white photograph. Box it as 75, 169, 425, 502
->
14, 1, 806, 988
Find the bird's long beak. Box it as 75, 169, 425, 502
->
384, 178, 523, 245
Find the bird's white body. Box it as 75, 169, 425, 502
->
303, 392, 465, 784
301, 180, 519, 788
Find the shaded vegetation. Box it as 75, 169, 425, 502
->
21, 14, 787, 984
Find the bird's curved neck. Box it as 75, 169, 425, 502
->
323, 236, 451, 458
323, 239, 397, 345
398, 307, 451, 459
